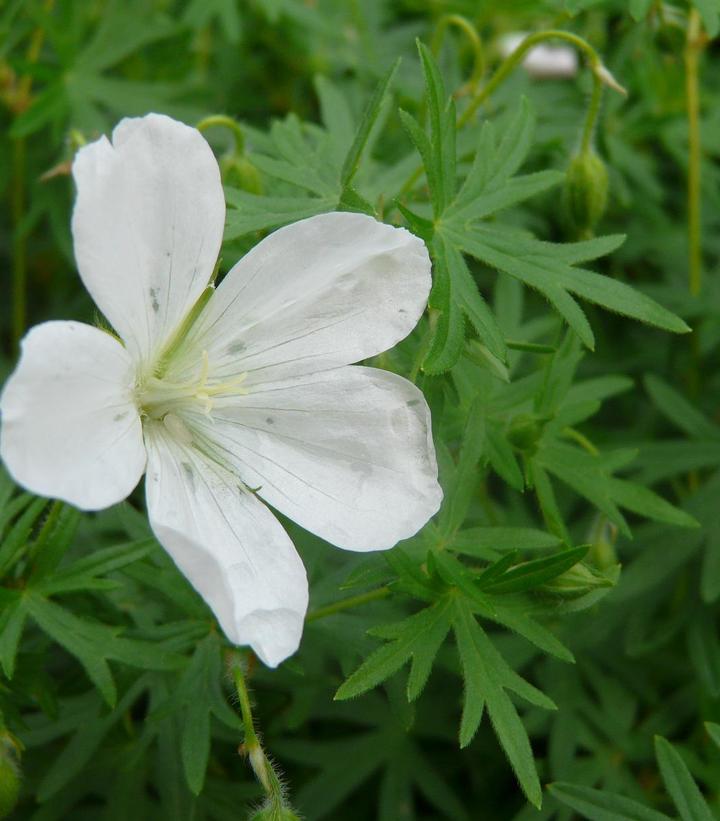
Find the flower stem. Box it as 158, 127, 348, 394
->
196, 114, 246, 154
10, 0, 54, 352
431, 14, 485, 97
229, 654, 287, 809
11, 138, 27, 352
306, 586, 392, 622
458, 30, 622, 129
685, 9, 704, 297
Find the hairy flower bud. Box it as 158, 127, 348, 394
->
562, 149, 609, 237
507, 414, 545, 455
220, 153, 263, 193
541, 560, 614, 598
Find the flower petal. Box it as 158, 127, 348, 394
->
72, 113, 225, 363
185, 366, 443, 551
144, 424, 309, 667
181, 212, 431, 386
0, 321, 145, 510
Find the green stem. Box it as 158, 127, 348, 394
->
459, 30, 614, 127
685, 10, 703, 297
10, 0, 53, 352
196, 114, 246, 154
306, 587, 391, 622
431, 14, 485, 96
563, 426, 599, 457
399, 31, 621, 201
11, 138, 26, 352
580, 72, 603, 154
230, 655, 285, 805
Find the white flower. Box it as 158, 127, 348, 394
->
0, 114, 442, 668
499, 33, 578, 79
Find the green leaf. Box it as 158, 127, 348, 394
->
608, 479, 699, 529
438, 392, 486, 538
452, 599, 542, 806
482, 546, 588, 595
654, 736, 715, 821
705, 722, 720, 750
549, 782, 673, 821
335, 598, 453, 701
488, 602, 574, 662
224, 189, 334, 238
416, 40, 454, 213
693, 0, 720, 37
443, 235, 506, 361
629, 0, 654, 19
449, 226, 689, 341
35, 538, 155, 595
26, 594, 118, 706
0, 497, 47, 577
340, 59, 399, 188
37, 678, 149, 800
644, 375, 720, 440
687, 614, 720, 697
450, 527, 561, 558
0, 594, 27, 678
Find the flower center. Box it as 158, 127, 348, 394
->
137, 350, 248, 422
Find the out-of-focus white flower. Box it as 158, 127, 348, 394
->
0, 114, 442, 667
499, 32, 579, 79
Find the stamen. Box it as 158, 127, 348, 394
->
138, 349, 249, 423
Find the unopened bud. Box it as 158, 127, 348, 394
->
562, 149, 609, 237
220, 154, 262, 193
541, 560, 615, 598
507, 414, 545, 455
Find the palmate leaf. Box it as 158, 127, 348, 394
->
335, 552, 564, 808
334, 598, 453, 702
452, 598, 545, 806
534, 441, 698, 537
280, 711, 469, 821
445, 225, 688, 348
225, 62, 398, 238
401, 45, 687, 372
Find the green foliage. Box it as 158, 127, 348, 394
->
2, 1, 720, 819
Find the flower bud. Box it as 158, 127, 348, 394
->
0, 736, 20, 819
562, 149, 609, 237
541, 560, 614, 598
507, 414, 544, 455
220, 154, 263, 193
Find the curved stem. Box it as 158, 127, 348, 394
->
458, 30, 619, 129
431, 14, 485, 97
196, 114, 245, 155
562, 426, 599, 457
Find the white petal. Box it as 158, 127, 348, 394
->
185, 366, 443, 551
72, 113, 225, 363
0, 321, 145, 510
144, 425, 308, 667
180, 212, 431, 386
